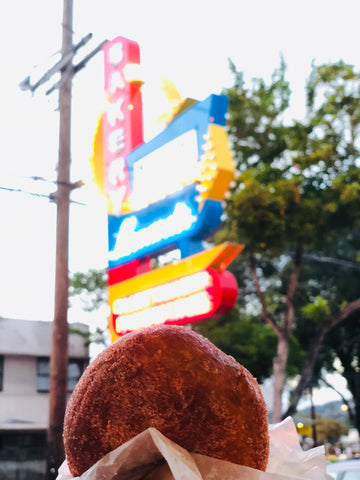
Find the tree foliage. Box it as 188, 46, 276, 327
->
69, 269, 108, 312
224, 60, 360, 257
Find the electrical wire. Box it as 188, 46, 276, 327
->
286, 250, 360, 271
0, 186, 85, 205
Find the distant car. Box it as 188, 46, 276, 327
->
327, 459, 360, 479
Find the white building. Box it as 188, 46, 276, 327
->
0, 318, 89, 479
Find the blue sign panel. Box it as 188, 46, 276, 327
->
108, 185, 223, 268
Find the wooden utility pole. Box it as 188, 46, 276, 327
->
19, 3, 106, 478
47, 0, 73, 477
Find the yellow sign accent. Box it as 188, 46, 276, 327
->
196, 123, 235, 206
89, 113, 106, 196
89, 112, 126, 214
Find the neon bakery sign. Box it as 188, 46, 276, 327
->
93, 36, 241, 340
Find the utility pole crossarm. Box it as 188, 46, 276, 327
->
46, 40, 108, 96
73, 40, 108, 74
19, 32, 93, 94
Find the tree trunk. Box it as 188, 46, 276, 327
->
353, 390, 360, 438
336, 349, 360, 437
272, 332, 289, 423
320, 376, 356, 424
283, 298, 360, 419
283, 329, 325, 419
249, 248, 302, 422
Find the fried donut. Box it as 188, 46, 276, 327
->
63, 325, 269, 476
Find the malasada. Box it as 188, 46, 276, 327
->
63, 324, 269, 477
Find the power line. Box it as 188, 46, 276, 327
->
2, 173, 85, 188
0, 185, 52, 199
303, 253, 360, 272
286, 250, 360, 271
0, 186, 86, 205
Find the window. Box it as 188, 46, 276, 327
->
0, 356, 3, 391
36, 358, 88, 393
68, 360, 85, 391
37, 358, 49, 392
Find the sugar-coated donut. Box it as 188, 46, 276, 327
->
63, 325, 269, 477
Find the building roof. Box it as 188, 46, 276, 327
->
0, 318, 89, 358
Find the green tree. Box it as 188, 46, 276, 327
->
69, 269, 109, 346
69, 269, 107, 312
284, 228, 360, 424
221, 59, 360, 422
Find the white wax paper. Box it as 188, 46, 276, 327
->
57, 417, 332, 480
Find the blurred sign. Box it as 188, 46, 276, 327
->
91, 36, 241, 341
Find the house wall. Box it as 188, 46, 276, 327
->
0, 318, 89, 430
1, 355, 50, 428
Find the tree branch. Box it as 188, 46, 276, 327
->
320, 377, 355, 422
283, 297, 360, 419
326, 298, 360, 332
284, 245, 303, 332
249, 254, 281, 336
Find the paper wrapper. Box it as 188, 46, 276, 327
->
57, 417, 332, 480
